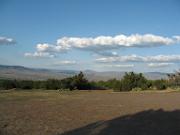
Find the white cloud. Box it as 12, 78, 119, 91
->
36, 43, 66, 52
173, 36, 180, 42
95, 55, 180, 63
25, 34, 180, 60
28, 34, 179, 55
53, 60, 77, 65
96, 55, 144, 63
145, 55, 180, 62
0, 36, 16, 45
148, 63, 174, 68
56, 34, 175, 51
95, 51, 119, 57
102, 64, 134, 68
24, 52, 55, 58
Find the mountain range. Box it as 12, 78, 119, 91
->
0, 65, 168, 81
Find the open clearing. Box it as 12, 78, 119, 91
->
1, 90, 180, 135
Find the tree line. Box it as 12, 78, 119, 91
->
0, 71, 180, 91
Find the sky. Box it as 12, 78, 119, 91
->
0, 0, 180, 72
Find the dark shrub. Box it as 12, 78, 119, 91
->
119, 72, 149, 91
153, 80, 167, 90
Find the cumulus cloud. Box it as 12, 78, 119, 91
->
95, 55, 180, 63
27, 34, 180, 55
56, 34, 175, 51
25, 34, 180, 60
24, 52, 55, 58
0, 36, 16, 45
36, 43, 66, 52
148, 63, 174, 68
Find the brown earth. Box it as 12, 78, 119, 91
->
0, 90, 180, 135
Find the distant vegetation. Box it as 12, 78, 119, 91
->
0, 71, 180, 91
93, 72, 168, 91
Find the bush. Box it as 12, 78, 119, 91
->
167, 70, 180, 88
118, 72, 149, 91
45, 79, 61, 90
153, 80, 167, 90
0, 80, 16, 90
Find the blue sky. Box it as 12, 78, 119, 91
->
0, 0, 180, 72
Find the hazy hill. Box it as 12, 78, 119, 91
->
0, 65, 168, 81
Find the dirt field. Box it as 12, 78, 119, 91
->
1, 90, 180, 135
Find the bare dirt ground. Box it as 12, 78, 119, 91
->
1, 90, 180, 135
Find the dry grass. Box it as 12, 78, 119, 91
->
1, 90, 180, 135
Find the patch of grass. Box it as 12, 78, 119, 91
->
0, 89, 85, 103
1, 90, 180, 135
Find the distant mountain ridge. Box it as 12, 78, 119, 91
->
0, 65, 168, 81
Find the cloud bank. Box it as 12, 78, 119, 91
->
147, 63, 174, 68
52, 60, 77, 65
101, 64, 134, 68
25, 34, 180, 57
96, 55, 180, 63
0, 36, 16, 45
56, 34, 174, 50
24, 52, 55, 58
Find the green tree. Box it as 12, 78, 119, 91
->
72, 71, 90, 90
119, 72, 149, 91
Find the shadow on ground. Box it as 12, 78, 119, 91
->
60, 109, 180, 135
